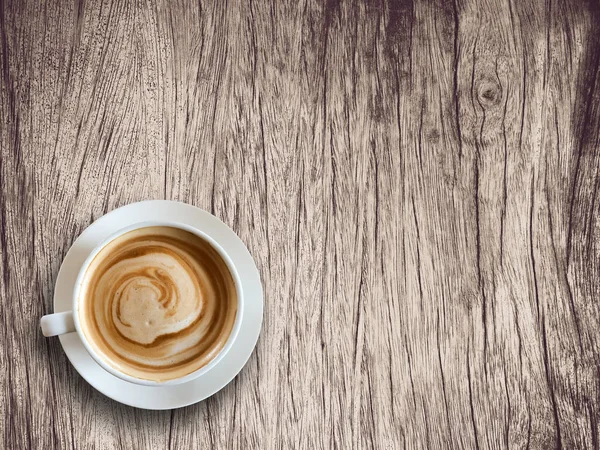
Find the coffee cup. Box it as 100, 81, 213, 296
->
40, 221, 243, 387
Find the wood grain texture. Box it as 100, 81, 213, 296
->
1, 0, 600, 448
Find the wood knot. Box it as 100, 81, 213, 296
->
476, 79, 502, 108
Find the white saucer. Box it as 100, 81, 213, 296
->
54, 200, 263, 409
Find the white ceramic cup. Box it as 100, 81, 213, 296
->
40, 220, 244, 387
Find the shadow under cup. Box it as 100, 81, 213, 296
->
75, 223, 241, 385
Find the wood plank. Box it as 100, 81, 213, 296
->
1, 0, 599, 448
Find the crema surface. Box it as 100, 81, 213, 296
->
78, 226, 237, 382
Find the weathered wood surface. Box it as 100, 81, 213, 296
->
1, 0, 600, 448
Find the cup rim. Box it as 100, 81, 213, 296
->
72, 220, 245, 387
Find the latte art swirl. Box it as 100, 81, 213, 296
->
78, 227, 238, 382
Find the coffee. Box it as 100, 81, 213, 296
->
78, 226, 238, 382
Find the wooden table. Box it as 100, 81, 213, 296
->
1, 0, 599, 448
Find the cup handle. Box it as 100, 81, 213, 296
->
40, 311, 75, 337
